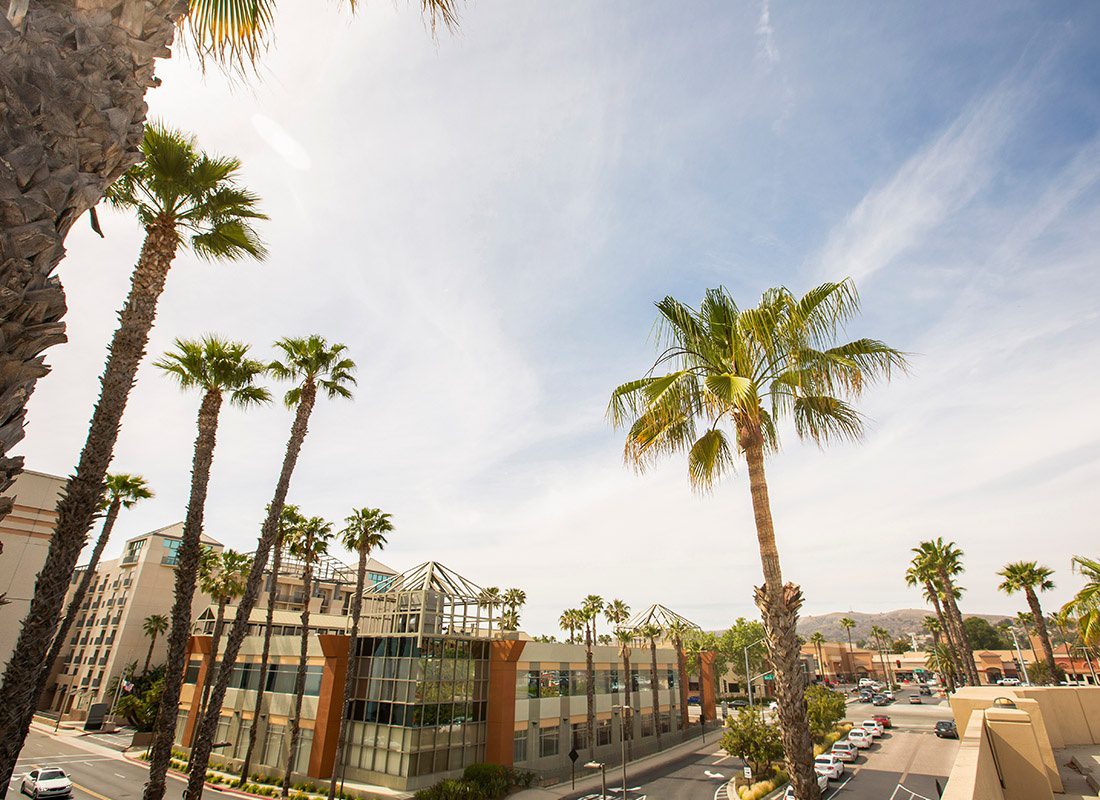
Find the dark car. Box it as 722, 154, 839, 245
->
919, 686, 933, 696
935, 721, 958, 739
859, 691, 873, 702
872, 694, 889, 706
729, 699, 749, 708
688, 696, 700, 705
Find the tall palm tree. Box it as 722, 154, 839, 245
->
913, 539, 978, 685
839, 618, 856, 681
41, 473, 153, 695
141, 614, 169, 675
1063, 556, 1100, 647
666, 619, 691, 737
197, 548, 253, 718
559, 609, 581, 644
614, 628, 634, 757
580, 595, 603, 759
998, 561, 1058, 680
0, 0, 458, 532
279, 515, 334, 798
143, 335, 269, 800
503, 588, 527, 619
605, 599, 630, 632
809, 632, 826, 681
478, 587, 502, 635
923, 616, 942, 647
906, 558, 967, 685
238, 505, 302, 788
640, 623, 664, 751
925, 643, 956, 694
327, 507, 392, 800
0, 130, 266, 788
869, 626, 892, 685
184, 335, 355, 799
609, 282, 904, 800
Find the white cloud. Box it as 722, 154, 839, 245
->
756, 0, 780, 68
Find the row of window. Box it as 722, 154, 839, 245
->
513, 714, 673, 762
517, 668, 677, 699
182, 661, 323, 696
345, 699, 488, 728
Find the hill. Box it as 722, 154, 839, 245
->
797, 609, 1011, 643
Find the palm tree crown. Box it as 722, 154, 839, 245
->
997, 562, 1055, 596
155, 336, 270, 406
285, 516, 335, 564
199, 548, 254, 605
339, 507, 393, 555
269, 335, 356, 407
143, 614, 169, 639
106, 124, 266, 261
1062, 556, 1100, 645
100, 473, 155, 511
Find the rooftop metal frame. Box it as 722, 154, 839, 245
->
626, 604, 701, 643
360, 561, 495, 643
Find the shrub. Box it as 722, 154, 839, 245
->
462, 764, 510, 799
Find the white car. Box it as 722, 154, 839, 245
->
814, 753, 845, 780
20, 768, 72, 798
861, 719, 885, 738
858, 677, 875, 688
783, 774, 830, 798
831, 740, 858, 762
998, 677, 1021, 686
847, 729, 873, 748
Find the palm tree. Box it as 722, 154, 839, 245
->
279, 515, 334, 797
839, 618, 856, 681
605, 599, 630, 632
869, 626, 892, 685
238, 505, 302, 788
998, 561, 1058, 680
923, 616, 942, 647
666, 619, 691, 737
906, 558, 967, 685
0, 130, 266, 788
327, 507, 392, 800
478, 587, 502, 635
614, 628, 635, 757
559, 609, 581, 644
925, 643, 957, 694
197, 548, 253, 717
183, 335, 355, 799
640, 623, 664, 751
580, 595, 603, 759
913, 539, 979, 685
0, 0, 458, 533
142, 336, 270, 800
500, 610, 520, 631
1063, 556, 1100, 646
609, 281, 904, 800
41, 473, 153, 696
809, 632, 826, 681
503, 588, 527, 619
141, 614, 169, 675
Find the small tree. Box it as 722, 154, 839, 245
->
721, 707, 783, 779
804, 685, 845, 739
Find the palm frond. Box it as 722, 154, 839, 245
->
686, 428, 735, 491
792, 395, 864, 444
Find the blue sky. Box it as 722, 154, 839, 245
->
22, 1, 1100, 636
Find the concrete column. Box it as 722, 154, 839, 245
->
181, 635, 213, 748
985, 707, 1054, 800
307, 634, 350, 779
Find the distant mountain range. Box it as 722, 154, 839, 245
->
797, 609, 1011, 643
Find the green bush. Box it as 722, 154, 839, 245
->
462, 764, 511, 799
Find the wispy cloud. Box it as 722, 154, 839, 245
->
755, 0, 780, 68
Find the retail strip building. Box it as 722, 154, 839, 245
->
175, 562, 717, 790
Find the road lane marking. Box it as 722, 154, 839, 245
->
72, 781, 114, 800
823, 773, 852, 798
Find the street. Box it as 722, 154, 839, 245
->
9, 727, 185, 800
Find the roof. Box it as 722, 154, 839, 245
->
367, 561, 484, 600
143, 521, 222, 546
626, 604, 701, 632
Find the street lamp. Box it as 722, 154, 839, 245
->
584, 761, 606, 800
1008, 627, 1031, 686
743, 636, 766, 708
611, 705, 629, 798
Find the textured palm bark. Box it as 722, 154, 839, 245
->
620, 646, 632, 759
187, 383, 317, 798
1025, 588, 1057, 681
0, 0, 184, 523
144, 389, 223, 800
38, 498, 122, 706
0, 221, 177, 791
673, 636, 688, 738
742, 434, 819, 800
238, 531, 284, 787
927, 586, 966, 687
327, 539, 369, 800
937, 569, 978, 685
281, 560, 314, 798
143, 629, 160, 675
585, 624, 596, 760
648, 637, 661, 751
198, 602, 227, 720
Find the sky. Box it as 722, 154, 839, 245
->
19, 1, 1100, 637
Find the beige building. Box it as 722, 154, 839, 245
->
0, 470, 66, 670
42, 523, 223, 716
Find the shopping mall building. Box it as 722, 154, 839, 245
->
174, 562, 717, 791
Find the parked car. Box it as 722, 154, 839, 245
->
997, 677, 1021, 686
831, 741, 858, 762
859, 677, 875, 688
847, 729, 872, 749
729, 698, 749, 708
909, 694, 923, 704
861, 719, 885, 738
919, 686, 932, 696
935, 721, 959, 739
688, 696, 700, 705
872, 714, 892, 728
883, 690, 896, 700
20, 768, 72, 798
784, 774, 830, 798
872, 694, 889, 706
814, 753, 845, 780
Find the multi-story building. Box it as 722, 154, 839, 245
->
0, 469, 66, 670
42, 523, 223, 716
175, 561, 717, 791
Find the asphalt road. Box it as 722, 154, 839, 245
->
820, 729, 958, 800
9, 728, 186, 800
560, 742, 732, 800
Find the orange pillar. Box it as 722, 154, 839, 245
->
700, 651, 717, 724
181, 635, 213, 748
308, 634, 350, 779
485, 640, 525, 766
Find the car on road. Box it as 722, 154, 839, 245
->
729, 699, 749, 708
859, 677, 875, 688
783, 774, 830, 798
872, 694, 889, 706
872, 714, 892, 729
861, 719, 885, 737
847, 729, 872, 748
909, 694, 923, 704
858, 690, 873, 702
997, 677, 1021, 686
935, 720, 959, 739
831, 741, 858, 762
688, 696, 700, 705
814, 753, 846, 780
20, 768, 72, 798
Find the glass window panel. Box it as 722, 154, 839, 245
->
513, 729, 528, 763
539, 725, 559, 758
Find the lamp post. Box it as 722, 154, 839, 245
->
1008, 628, 1031, 686
584, 761, 606, 800
743, 636, 767, 711
612, 705, 628, 798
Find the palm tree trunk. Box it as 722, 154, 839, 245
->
620, 647, 632, 759
648, 637, 661, 751
741, 436, 818, 800
238, 530, 285, 787
0, 220, 179, 791
927, 587, 967, 686
198, 602, 227, 720
674, 637, 688, 738
938, 570, 979, 685
281, 561, 313, 798
143, 632, 158, 676
0, 0, 182, 529
186, 382, 317, 798
38, 498, 122, 705
1025, 590, 1057, 681
585, 623, 596, 761
327, 540, 369, 800
143, 388, 223, 800
845, 630, 853, 681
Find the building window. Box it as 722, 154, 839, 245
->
183, 660, 202, 684
539, 669, 563, 698
570, 670, 588, 697
513, 729, 528, 763
596, 719, 611, 747
518, 669, 538, 699
539, 725, 559, 758
121, 539, 145, 564
641, 714, 654, 737
162, 538, 183, 566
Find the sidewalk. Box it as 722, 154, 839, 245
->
511, 733, 724, 800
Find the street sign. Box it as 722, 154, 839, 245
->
569, 748, 579, 763
743, 766, 752, 780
